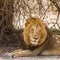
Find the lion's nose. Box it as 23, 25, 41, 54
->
33, 34, 37, 36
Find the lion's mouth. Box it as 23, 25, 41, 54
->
34, 37, 38, 40
30, 37, 39, 41
31, 38, 39, 41
30, 37, 39, 45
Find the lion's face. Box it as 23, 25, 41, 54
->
23, 18, 47, 46
29, 24, 42, 45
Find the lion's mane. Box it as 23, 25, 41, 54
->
23, 18, 47, 47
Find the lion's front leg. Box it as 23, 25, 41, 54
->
11, 49, 25, 57
7, 49, 33, 57
11, 46, 43, 57
11, 50, 34, 57
4, 46, 43, 57
4, 49, 23, 58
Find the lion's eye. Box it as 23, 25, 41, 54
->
37, 30, 41, 34
39, 29, 41, 32
31, 29, 34, 33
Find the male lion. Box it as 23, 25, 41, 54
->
4, 18, 60, 57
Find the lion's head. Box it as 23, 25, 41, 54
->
23, 18, 47, 47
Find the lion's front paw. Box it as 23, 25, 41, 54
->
4, 52, 14, 58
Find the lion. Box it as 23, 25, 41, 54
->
4, 18, 60, 57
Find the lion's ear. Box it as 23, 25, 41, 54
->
25, 21, 30, 27
25, 18, 36, 27
25, 19, 32, 27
